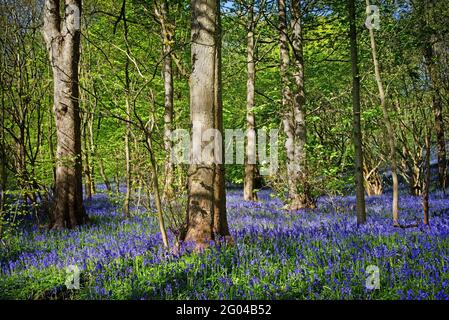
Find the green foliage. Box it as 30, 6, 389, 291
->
1, 0, 446, 201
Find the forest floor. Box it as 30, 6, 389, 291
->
0, 189, 448, 299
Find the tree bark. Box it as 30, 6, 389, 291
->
0, 91, 6, 239
122, 2, 132, 218
98, 158, 112, 192
43, 0, 87, 229
48, 103, 56, 184
184, 0, 220, 249
425, 44, 447, 190
15, 125, 28, 199
363, 157, 383, 196
213, 3, 232, 244
123, 94, 132, 217
366, 0, 399, 226
278, 0, 313, 210
146, 136, 169, 249
290, 0, 314, 209
278, 0, 294, 205
423, 130, 431, 225
114, 153, 121, 195
81, 88, 96, 198
82, 116, 93, 200
424, 1, 447, 190
155, 0, 176, 201
87, 111, 96, 195
244, 1, 258, 202
347, 0, 366, 224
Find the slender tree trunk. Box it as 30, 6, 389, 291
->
410, 164, 421, 195
123, 93, 131, 217
347, 0, 366, 224
155, 0, 176, 201
15, 127, 28, 198
363, 158, 383, 196
43, 0, 87, 229
82, 117, 93, 199
114, 152, 121, 195
115, 177, 120, 194
0, 158, 4, 240
88, 112, 96, 195
366, 0, 399, 226
98, 158, 112, 192
79, 60, 93, 199
425, 45, 447, 190
416, 0, 448, 191
433, 93, 446, 190
123, 5, 132, 217
13, 53, 29, 201
213, 4, 232, 244
48, 103, 56, 184
147, 136, 169, 248
244, 1, 258, 202
423, 130, 431, 225
0, 94, 6, 239
183, 0, 220, 249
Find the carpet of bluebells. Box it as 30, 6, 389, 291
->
1, 188, 449, 300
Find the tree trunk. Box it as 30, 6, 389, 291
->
115, 176, 120, 194
398, 133, 422, 196
347, 0, 366, 224
423, 130, 431, 225
0, 94, 6, 239
421, 0, 448, 190
155, 0, 176, 201
98, 158, 112, 192
48, 103, 56, 184
290, 0, 313, 209
82, 117, 93, 200
123, 5, 132, 218
213, 3, 232, 244
244, 1, 258, 202
88, 113, 96, 195
123, 93, 132, 217
409, 162, 421, 196
15, 127, 28, 199
366, 0, 399, 226
278, 0, 313, 210
79, 61, 94, 199
363, 159, 383, 196
278, 0, 294, 205
43, 0, 87, 229
425, 45, 447, 190
147, 136, 169, 249
183, 0, 220, 249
